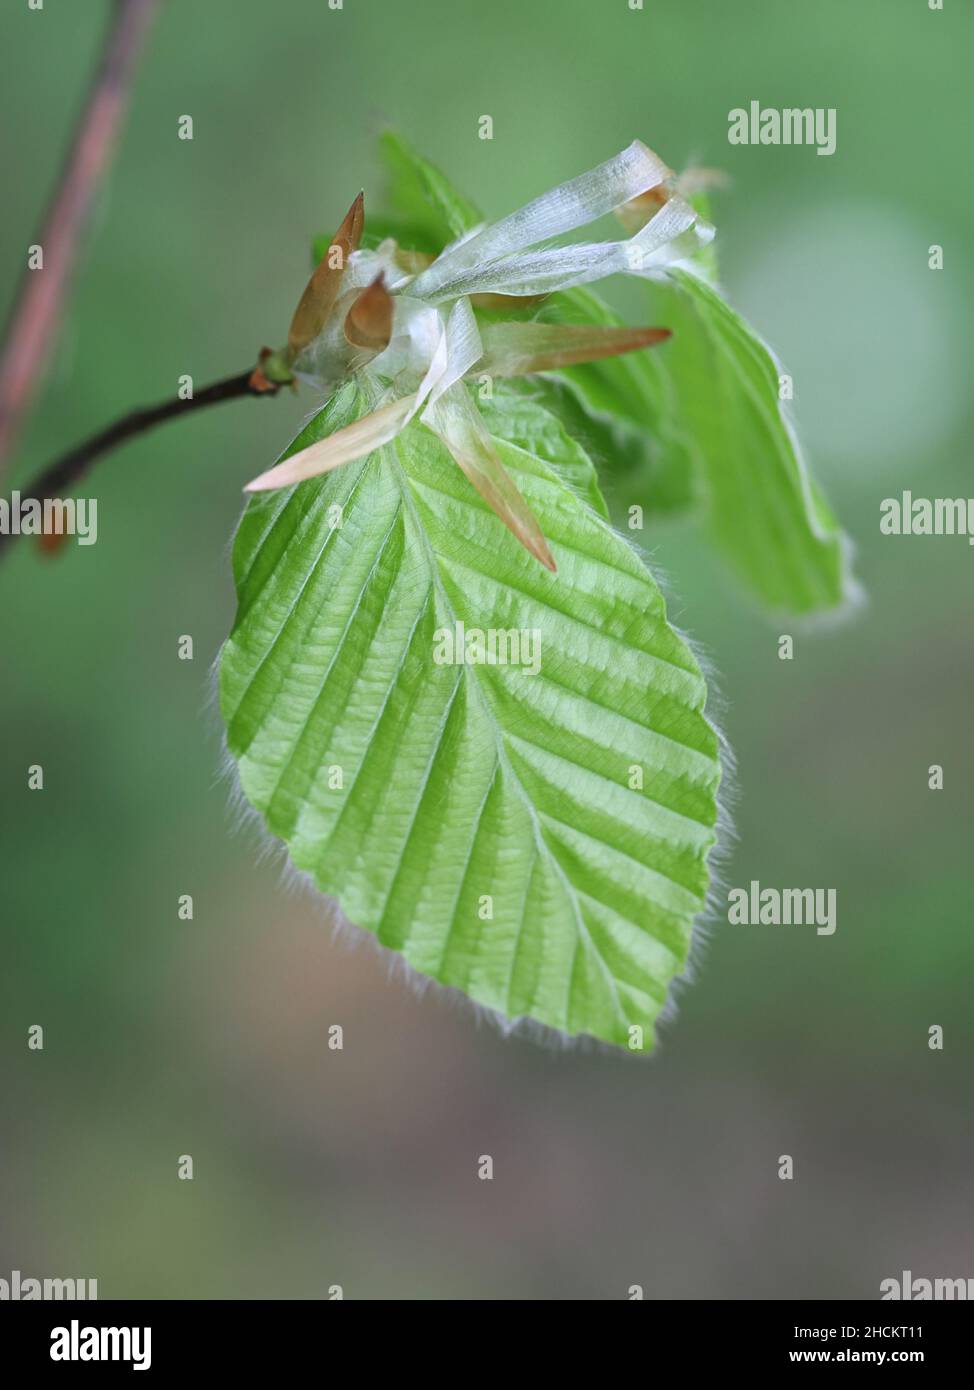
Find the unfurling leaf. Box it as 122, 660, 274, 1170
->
537, 275, 855, 613
644, 269, 854, 614
378, 129, 482, 242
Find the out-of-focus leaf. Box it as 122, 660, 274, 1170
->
532, 286, 702, 516
312, 214, 442, 265
378, 129, 482, 243
517, 271, 854, 613
646, 269, 853, 614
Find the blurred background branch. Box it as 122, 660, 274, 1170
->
0, 0, 161, 481
0, 366, 280, 561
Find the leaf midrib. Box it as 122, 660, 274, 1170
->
387, 432, 629, 1033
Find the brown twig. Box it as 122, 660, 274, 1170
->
0, 368, 281, 562
0, 0, 162, 480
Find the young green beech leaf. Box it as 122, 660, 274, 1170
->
535, 269, 853, 612
478, 383, 610, 521
312, 214, 441, 265
493, 374, 664, 522
310, 129, 475, 269
646, 269, 853, 614
532, 286, 702, 516
517, 274, 855, 611
378, 129, 482, 243
221, 385, 722, 1048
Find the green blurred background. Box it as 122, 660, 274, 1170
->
2, 0, 972, 1299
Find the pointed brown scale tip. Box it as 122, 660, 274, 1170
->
515, 521, 556, 573
287, 191, 366, 360
343, 273, 394, 352
427, 388, 557, 574
345, 190, 365, 252
479, 476, 557, 574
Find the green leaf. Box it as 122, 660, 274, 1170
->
647, 269, 853, 613
311, 132, 482, 266
523, 270, 853, 612
220, 389, 722, 1047
533, 287, 701, 517
312, 214, 442, 265
682, 189, 720, 285
477, 382, 610, 521
378, 129, 482, 244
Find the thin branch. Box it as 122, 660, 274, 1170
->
0, 0, 162, 480
0, 368, 280, 562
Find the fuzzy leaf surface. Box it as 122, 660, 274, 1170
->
221, 387, 721, 1046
